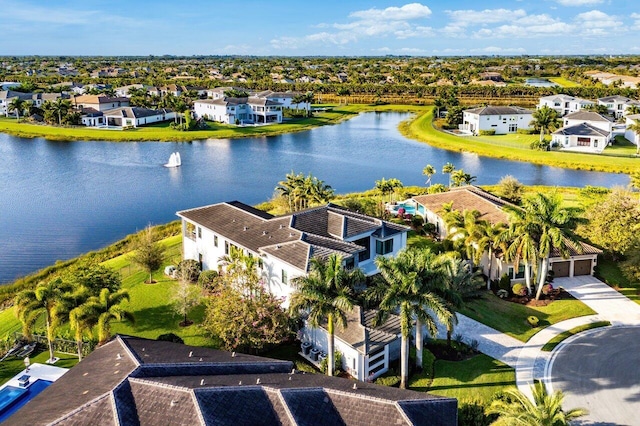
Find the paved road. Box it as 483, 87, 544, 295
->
549, 326, 640, 426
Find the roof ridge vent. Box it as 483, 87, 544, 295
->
243, 226, 248, 231
262, 231, 267, 235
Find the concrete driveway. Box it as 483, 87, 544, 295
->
549, 326, 640, 426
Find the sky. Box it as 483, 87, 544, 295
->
1, 0, 637, 56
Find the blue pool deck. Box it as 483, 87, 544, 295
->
0, 363, 67, 423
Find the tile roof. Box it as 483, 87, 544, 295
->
464, 105, 533, 116
178, 202, 408, 273
553, 122, 610, 137
74, 94, 130, 104
8, 336, 457, 426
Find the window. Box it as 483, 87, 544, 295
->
515, 265, 525, 279
508, 124, 517, 132
345, 257, 355, 270
594, 140, 598, 147
508, 267, 514, 278
281, 269, 288, 284
354, 237, 370, 262
214, 235, 218, 247
376, 239, 393, 255
225, 241, 229, 255
577, 137, 590, 147
197, 227, 202, 239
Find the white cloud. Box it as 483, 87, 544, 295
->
632, 13, 640, 30
350, 3, 431, 21
556, 0, 603, 6
575, 10, 623, 35
470, 46, 527, 54
446, 9, 527, 27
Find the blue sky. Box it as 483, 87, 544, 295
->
1, 0, 637, 56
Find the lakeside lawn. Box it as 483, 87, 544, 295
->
460, 292, 596, 342
549, 77, 581, 88
400, 108, 640, 174
0, 350, 79, 386
0, 104, 427, 142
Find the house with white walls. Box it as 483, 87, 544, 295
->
460, 105, 533, 135
102, 107, 176, 128
73, 94, 130, 112
625, 113, 640, 146
411, 186, 601, 282
193, 96, 283, 124
177, 201, 409, 303
255, 90, 311, 111
538, 94, 594, 116
597, 95, 640, 118
551, 123, 610, 153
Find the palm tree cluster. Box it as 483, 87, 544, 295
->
41, 98, 78, 125
442, 192, 582, 301
275, 171, 334, 212
14, 264, 133, 362
374, 177, 404, 202
530, 105, 561, 143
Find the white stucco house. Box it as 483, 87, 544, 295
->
255, 90, 311, 111
411, 186, 601, 283
624, 113, 640, 146
0, 91, 67, 116
460, 105, 533, 135
193, 97, 283, 124
102, 107, 176, 128
551, 123, 610, 153
73, 94, 130, 112
538, 94, 594, 116
597, 95, 640, 118
562, 110, 614, 133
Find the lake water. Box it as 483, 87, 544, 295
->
0, 112, 628, 283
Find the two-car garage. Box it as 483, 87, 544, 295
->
551, 258, 594, 278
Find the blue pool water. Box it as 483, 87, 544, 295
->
0, 380, 52, 423
390, 202, 417, 215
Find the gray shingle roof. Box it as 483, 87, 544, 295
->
552, 122, 609, 137
564, 111, 612, 122
103, 107, 172, 119
464, 105, 533, 116
8, 336, 457, 426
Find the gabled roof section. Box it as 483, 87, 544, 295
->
280, 388, 345, 425
412, 186, 512, 226
553, 122, 609, 137
464, 105, 533, 116
196, 387, 284, 425
564, 111, 612, 122
598, 95, 640, 104
324, 306, 401, 355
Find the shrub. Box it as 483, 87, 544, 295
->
411, 215, 424, 230
527, 316, 539, 327
469, 339, 479, 352
458, 401, 496, 426
454, 333, 464, 345
496, 175, 523, 204
374, 373, 401, 387
320, 351, 342, 376
542, 283, 553, 295
478, 129, 496, 136
516, 128, 537, 135
512, 283, 527, 296
530, 139, 550, 151
176, 259, 201, 283
198, 270, 219, 289
499, 273, 511, 292
497, 289, 509, 299
423, 222, 436, 235
157, 333, 184, 344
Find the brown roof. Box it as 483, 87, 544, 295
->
73, 94, 130, 104
413, 186, 512, 226
8, 336, 457, 425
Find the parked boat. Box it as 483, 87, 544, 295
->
164, 152, 181, 168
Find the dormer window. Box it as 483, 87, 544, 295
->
376, 239, 393, 255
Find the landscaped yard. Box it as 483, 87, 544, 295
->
0, 350, 78, 386
460, 292, 596, 342
596, 257, 640, 305
400, 108, 640, 174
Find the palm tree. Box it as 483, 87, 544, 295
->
69, 303, 99, 361
51, 98, 71, 125
82, 288, 133, 344
486, 382, 587, 425
289, 254, 363, 376
368, 248, 453, 388
476, 221, 508, 289
530, 106, 561, 143
443, 208, 484, 268
450, 169, 477, 187
422, 164, 436, 186
626, 118, 640, 155
8, 98, 27, 120
442, 162, 455, 187
14, 278, 73, 363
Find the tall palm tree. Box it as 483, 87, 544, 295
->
442, 162, 455, 187
81, 288, 133, 344
486, 382, 587, 425
14, 278, 73, 363
8, 98, 27, 120
51, 98, 71, 125
368, 248, 453, 388
69, 303, 99, 361
289, 254, 363, 376
450, 169, 477, 187
476, 221, 508, 289
422, 164, 436, 186
530, 106, 561, 143
626, 118, 640, 155
443, 208, 484, 268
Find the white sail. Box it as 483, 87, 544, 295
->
164, 152, 180, 168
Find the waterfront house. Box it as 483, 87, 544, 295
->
73, 94, 130, 112
411, 186, 601, 282
177, 201, 409, 305
538, 94, 594, 116
550, 110, 615, 153
0, 91, 67, 116
624, 113, 640, 146
460, 105, 533, 135
254, 90, 311, 111
102, 107, 176, 128
193, 96, 283, 124
5, 335, 457, 426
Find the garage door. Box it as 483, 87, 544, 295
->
551, 261, 570, 277
574, 259, 592, 276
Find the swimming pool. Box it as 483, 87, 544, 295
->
389, 202, 417, 216
0, 379, 52, 423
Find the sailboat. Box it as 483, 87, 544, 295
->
164, 152, 182, 168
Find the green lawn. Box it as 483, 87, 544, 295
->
400, 108, 640, 174
460, 292, 596, 342
596, 257, 640, 305
0, 350, 79, 386
541, 321, 611, 352
410, 354, 515, 405
0, 104, 427, 142
549, 77, 581, 88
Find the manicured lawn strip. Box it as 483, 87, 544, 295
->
0, 104, 427, 142
0, 308, 20, 340
459, 292, 596, 342
541, 321, 611, 352
548, 77, 581, 88
400, 108, 640, 174
418, 354, 515, 405
0, 351, 78, 386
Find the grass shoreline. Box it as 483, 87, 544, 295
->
0, 104, 425, 142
